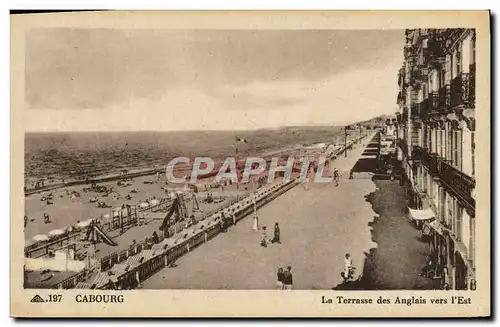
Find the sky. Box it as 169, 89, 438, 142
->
24, 29, 404, 131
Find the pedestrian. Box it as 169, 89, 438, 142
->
276, 267, 284, 290
343, 253, 353, 282
260, 226, 268, 247
272, 222, 281, 244
334, 169, 340, 187
282, 266, 293, 290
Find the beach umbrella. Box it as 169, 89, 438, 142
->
33, 234, 49, 242
48, 229, 65, 237
140, 202, 150, 208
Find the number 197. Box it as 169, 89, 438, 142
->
48, 294, 62, 302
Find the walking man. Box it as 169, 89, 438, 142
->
282, 266, 293, 290
272, 222, 281, 244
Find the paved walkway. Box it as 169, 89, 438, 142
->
142, 135, 378, 289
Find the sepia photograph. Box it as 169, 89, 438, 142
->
10, 11, 490, 317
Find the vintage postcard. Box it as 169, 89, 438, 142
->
10, 11, 490, 318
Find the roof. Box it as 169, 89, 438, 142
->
91, 272, 113, 289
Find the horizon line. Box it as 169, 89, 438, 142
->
24, 117, 390, 133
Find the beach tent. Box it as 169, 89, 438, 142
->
140, 202, 150, 208
150, 199, 160, 206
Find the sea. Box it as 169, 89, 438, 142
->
24, 127, 345, 183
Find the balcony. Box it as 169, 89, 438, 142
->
429, 87, 447, 113
426, 36, 446, 68
411, 145, 424, 161
461, 63, 476, 109
419, 147, 476, 217
438, 160, 476, 217
449, 69, 476, 110
421, 149, 439, 176
410, 103, 420, 120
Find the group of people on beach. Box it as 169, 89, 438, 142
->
260, 222, 280, 247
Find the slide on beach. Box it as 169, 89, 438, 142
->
159, 198, 179, 231
93, 225, 118, 246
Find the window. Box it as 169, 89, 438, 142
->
469, 218, 475, 268
456, 204, 463, 242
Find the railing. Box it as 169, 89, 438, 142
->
56, 269, 89, 289
419, 148, 475, 217
450, 72, 475, 110
461, 65, 475, 108
438, 160, 476, 217
430, 87, 447, 112
25, 230, 84, 258
410, 103, 420, 119
421, 149, 439, 176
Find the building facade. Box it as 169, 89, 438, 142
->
396, 29, 476, 290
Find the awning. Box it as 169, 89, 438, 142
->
428, 219, 444, 236
408, 208, 435, 221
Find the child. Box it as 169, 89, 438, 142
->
260, 226, 268, 247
